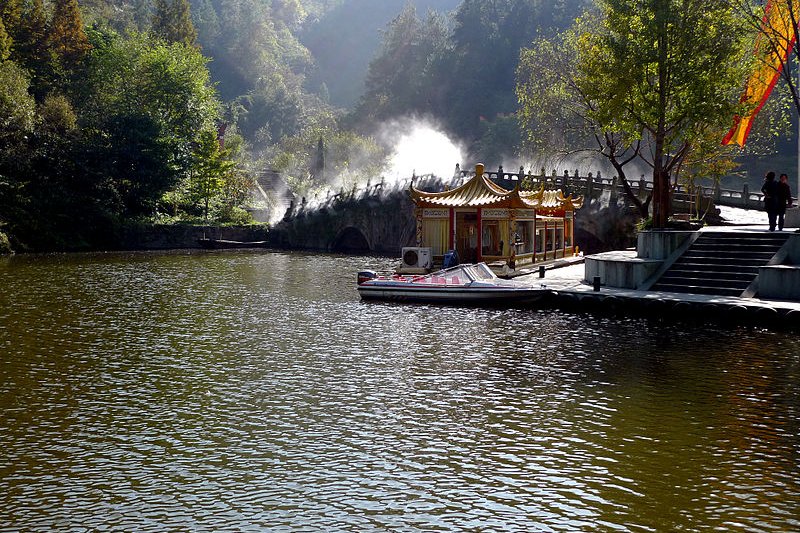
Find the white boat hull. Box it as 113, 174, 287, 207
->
357, 262, 549, 306
357, 283, 548, 305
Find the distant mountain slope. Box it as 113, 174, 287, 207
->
301, 0, 461, 109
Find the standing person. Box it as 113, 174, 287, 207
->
761, 171, 780, 231
777, 173, 793, 231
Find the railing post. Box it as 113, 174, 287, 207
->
743, 184, 749, 208
587, 172, 594, 195
714, 181, 721, 203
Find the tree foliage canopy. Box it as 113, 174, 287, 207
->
517, 0, 752, 226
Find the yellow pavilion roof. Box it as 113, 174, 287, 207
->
410, 164, 533, 209
520, 186, 584, 214
410, 164, 583, 213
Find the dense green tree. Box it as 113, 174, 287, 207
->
354, 4, 449, 125
0, 62, 84, 251
0, 0, 22, 35
518, 1, 750, 227
517, 22, 654, 217
0, 60, 36, 143
39, 94, 78, 133
444, 0, 589, 138
132, 0, 151, 31
78, 30, 220, 214
13, 0, 52, 98
187, 129, 235, 222
302, 0, 461, 109
0, 18, 10, 60
49, 0, 92, 65
191, 0, 220, 44
152, 0, 197, 47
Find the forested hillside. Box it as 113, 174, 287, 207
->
11, 0, 789, 249
0, 0, 595, 251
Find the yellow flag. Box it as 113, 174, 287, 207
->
724, 1, 799, 147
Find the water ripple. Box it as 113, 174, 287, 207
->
1, 251, 799, 531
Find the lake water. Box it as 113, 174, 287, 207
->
1, 250, 798, 532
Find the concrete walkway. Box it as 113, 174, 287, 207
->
506, 227, 800, 328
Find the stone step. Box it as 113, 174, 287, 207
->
661, 269, 755, 282
695, 237, 788, 247
695, 237, 787, 244
690, 245, 786, 254
698, 231, 788, 238
680, 250, 776, 260
650, 283, 745, 297
649, 230, 788, 295
655, 274, 752, 289
673, 256, 773, 266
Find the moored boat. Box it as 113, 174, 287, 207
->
356, 262, 549, 305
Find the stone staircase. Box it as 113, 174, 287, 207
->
650, 231, 789, 296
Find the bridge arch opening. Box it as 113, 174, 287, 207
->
331, 227, 370, 253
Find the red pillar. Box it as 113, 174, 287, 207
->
449, 208, 455, 250
476, 208, 483, 262
544, 221, 548, 261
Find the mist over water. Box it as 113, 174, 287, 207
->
383, 120, 464, 183
275, 119, 464, 222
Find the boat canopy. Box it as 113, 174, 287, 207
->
412, 263, 497, 285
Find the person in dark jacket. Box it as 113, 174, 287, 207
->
761, 171, 780, 231
777, 173, 793, 230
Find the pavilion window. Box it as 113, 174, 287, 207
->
498, 220, 510, 255
535, 228, 546, 253
515, 220, 535, 254
481, 220, 502, 256
422, 219, 449, 256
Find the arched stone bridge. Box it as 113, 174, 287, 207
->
268, 177, 439, 254
268, 167, 748, 255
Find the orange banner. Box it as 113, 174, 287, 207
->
723, 1, 799, 147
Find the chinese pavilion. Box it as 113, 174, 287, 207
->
410, 163, 583, 267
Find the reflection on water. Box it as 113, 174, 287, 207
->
1, 250, 799, 531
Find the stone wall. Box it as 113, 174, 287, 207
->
119, 224, 269, 250
269, 189, 417, 254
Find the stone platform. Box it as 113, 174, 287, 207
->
509, 225, 800, 330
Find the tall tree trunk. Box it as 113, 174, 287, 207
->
653, 2, 671, 228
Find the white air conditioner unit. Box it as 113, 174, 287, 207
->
401, 247, 433, 269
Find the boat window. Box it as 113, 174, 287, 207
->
463, 263, 495, 280
439, 271, 467, 285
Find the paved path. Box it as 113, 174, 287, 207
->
508, 229, 800, 320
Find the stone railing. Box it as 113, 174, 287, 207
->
459, 165, 787, 211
